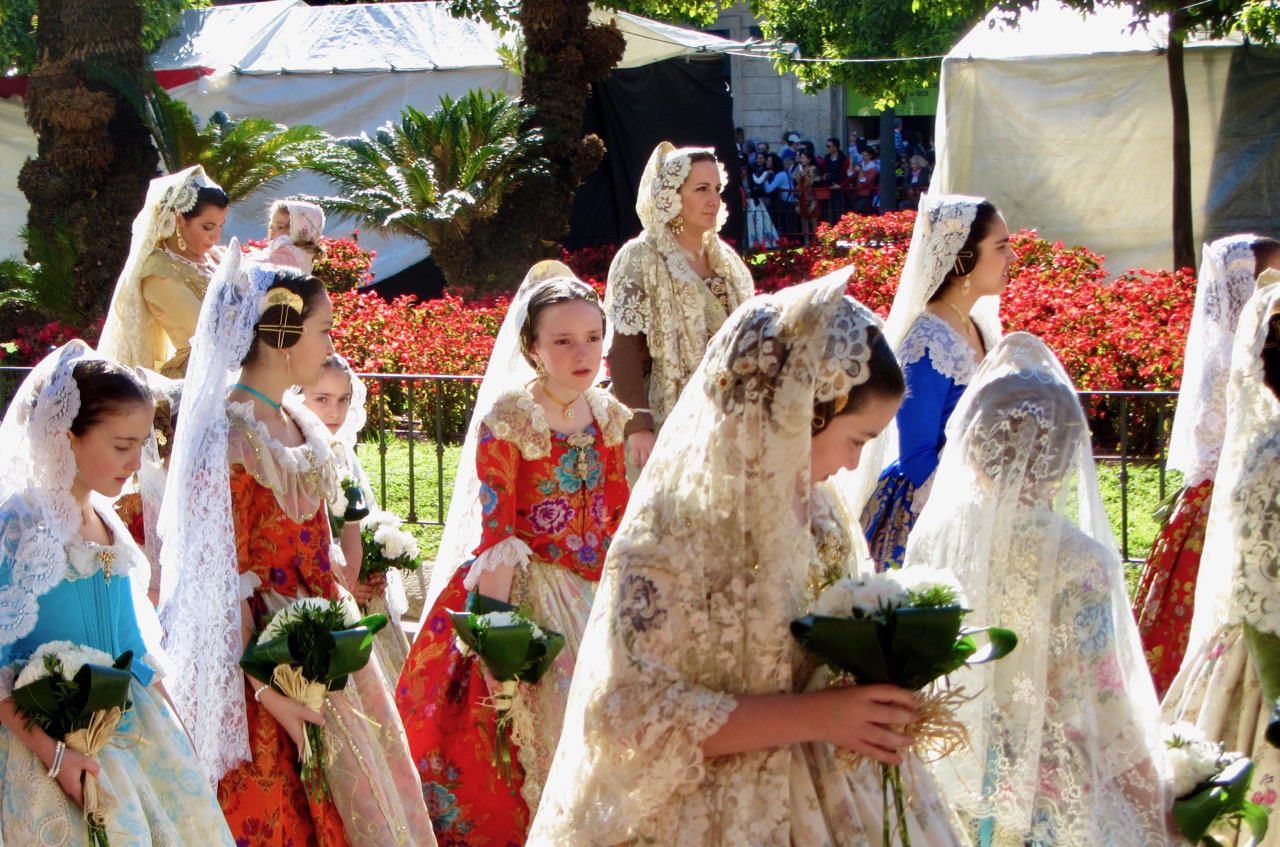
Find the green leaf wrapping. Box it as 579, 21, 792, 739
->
239, 614, 387, 692
790, 608, 1018, 691
1174, 758, 1270, 844
12, 651, 134, 739
448, 594, 565, 684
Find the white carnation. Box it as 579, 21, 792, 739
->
896, 565, 968, 607
477, 609, 544, 639
361, 510, 402, 533
15, 641, 114, 688
373, 524, 418, 563
811, 578, 858, 617
1162, 721, 1225, 797
849, 572, 908, 614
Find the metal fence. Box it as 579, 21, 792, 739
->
0, 368, 1181, 562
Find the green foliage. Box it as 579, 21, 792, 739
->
303, 91, 542, 279
0, 224, 86, 323
0, 0, 209, 74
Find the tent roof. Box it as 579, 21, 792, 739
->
150, 1, 750, 76
950, 1, 1242, 61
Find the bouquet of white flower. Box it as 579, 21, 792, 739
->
240, 596, 387, 801
449, 594, 564, 781
1163, 722, 1267, 845
792, 566, 1017, 847
358, 510, 421, 583
12, 642, 134, 847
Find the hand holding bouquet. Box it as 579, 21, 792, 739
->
12, 642, 134, 847
358, 511, 421, 584
791, 566, 1017, 847
239, 596, 387, 801
448, 593, 565, 781
1163, 722, 1268, 846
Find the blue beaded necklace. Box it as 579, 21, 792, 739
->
231, 382, 282, 411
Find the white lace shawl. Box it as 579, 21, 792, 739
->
100, 165, 220, 371
420, 262, 611, 620
1190, 284, 1280, 647
908, 333, 1176, 846
607, 142, 755, 427
837, 194, 1001, 514
1165, 235, 1265, 486
527, 272, 881, 845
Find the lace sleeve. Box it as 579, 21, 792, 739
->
605, 239, 659, 337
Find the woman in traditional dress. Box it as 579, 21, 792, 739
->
908, 333, 1180, 846
1165, 282, 1280, 841
158, 248, 434, 846
606, 142, 755, 473
1134, 235, 1280, 696
852, 194, 1012, 568
0, 342, 237, 846
99, 165, 229, 378
396, 261, 631, 845
299, 354, 413, 685
528, 271, 968, 847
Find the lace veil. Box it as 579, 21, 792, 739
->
839, 193, 1002, 513
418, 261, 606, 621
636, 141, 730, 254
907, 333, 1172, 845
1165, 235, 1266, 486
1189, 282, 1280, 648
100, 165, 221, 371
530, 269, 882, 843
281, 200, 326, 246
0, 342, 164, 692
157, 242, 277, 782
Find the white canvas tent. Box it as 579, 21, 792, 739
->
0, 1, 751, 277
933, 1, 1280, 274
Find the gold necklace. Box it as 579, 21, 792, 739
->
938, 300, 975, 336
541, 381, 584, 421
674, 238, 705, 263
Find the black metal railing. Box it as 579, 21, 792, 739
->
0, 367, 1182, 562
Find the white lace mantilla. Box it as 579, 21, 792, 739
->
1230, 428, 1280, 636
897, 312, 982, 384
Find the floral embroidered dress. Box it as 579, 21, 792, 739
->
0, 494, 237, 847
396, 387, 630, 845
862, 312, 982, 568
218, 399, 434, 847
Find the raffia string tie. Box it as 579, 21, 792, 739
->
271, 664, 328, 763
65, 706, 125, 828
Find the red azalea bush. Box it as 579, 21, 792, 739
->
0, 318, 104, 366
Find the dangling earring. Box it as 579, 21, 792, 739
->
669, 215, 685, 236
961, 276, 971, 296
177, 232, 187, 253
285, 351, 292, 376
535, 359, 547, 383
813, 413, 827, 431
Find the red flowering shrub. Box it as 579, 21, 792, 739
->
0, 318, 104, 366
313, 234, 376, 292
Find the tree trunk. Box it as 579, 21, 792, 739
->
460, 0, 624, 295
1167, 10, 1196, 271
17, 0, 157, 322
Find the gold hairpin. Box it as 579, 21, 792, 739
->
265, 288, 304, 312
953, 250, 975, 275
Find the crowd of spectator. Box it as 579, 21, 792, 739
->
733, 119, 935, 248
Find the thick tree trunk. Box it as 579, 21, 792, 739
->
461, 0, 624, 295
1167, 10, 1196, 272
17, 0, 157, 321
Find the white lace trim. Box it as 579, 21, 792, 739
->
897, 312, 982, 384
462, 538, 535, 591
239, 571, 263, 602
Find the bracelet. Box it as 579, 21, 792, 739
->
47, 739, 65, 779
254, 683, 271, 702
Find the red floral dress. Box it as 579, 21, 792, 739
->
397, 388, 630, 846
217, 469, 351, 847
1131, 479, 1214, 697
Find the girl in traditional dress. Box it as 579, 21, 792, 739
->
909, 333, 1181, 846
299, 354, 413, 684
1165, 282, 1280, 843
396, 261, 631, 845
259, 200, 328, 274
852, 194, 1012, 568
606, 142, 755, 473
528, 271, 967, 847
100, 165, 229, 378
0, 342, 237, 846
158, 248, 434, 847
1133, 235, 1280, 696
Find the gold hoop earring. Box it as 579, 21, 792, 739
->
177, 232, 187, 252
813, 414, 827, 431
961, 276, 971, 296
668, 215, 685, 236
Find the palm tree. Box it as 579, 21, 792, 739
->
303, 90, 543, 294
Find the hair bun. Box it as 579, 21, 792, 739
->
256, 287, 307, 349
